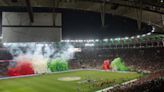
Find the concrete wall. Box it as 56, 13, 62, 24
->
2, 12, 62, 42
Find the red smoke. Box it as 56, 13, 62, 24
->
8, 61, 34, 76
8, 68, 20, 76
102, 59, 110, 70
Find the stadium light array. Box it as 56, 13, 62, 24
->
95, 39, 99, 42
131, 36, 134, 39
110, 38, 113, 41
147, 32, 151, 36
70, 40, 74, 42
142, 34, 146, 37
114, 38, 120, 41
125, 37, 129, 40
83, 40, 86, 42
137, 35, 140, 38
85, 43, 95, 47
78, 40, 83, 42
66, 40, 70, 42
103, 39, 108, 42
61, 32, 153, 43
88, 40, 94, 42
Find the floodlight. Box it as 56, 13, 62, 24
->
95, 39, 99, 42
137, 35, 140, 38
142, 34, 146, 37
103, 39, 108, 42
114, 38, 120, 41
110, 38, 113, 41
147, 33, 151, 36
131, 36, 134, 39
125, 37, 129, 40
79, 40, 83, 42
85, 43, 95, 47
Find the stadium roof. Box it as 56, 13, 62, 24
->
0, 0, 163, 31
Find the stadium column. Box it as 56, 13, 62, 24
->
137, 0, 142, 30
25, 0, 34, 23
0, 12, 2, 36
101, 0, 106, 27
52, 0, 60, 27
161, 14, 164, 30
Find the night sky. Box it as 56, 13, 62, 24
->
62, 10, 152, 40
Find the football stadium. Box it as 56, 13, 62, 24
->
0, 0, 164, 92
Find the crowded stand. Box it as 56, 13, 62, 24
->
107, 70, 164, 92
69, 47, 164, 72
68, 44, 164, 92
0, 40, 164, 92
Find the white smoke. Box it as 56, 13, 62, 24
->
3, 42, 75, 73
3, 42, 75, 60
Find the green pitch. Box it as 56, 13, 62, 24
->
0, 70, 142, 92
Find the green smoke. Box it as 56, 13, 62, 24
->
111, 57, 129, 71
48, 58, 68, 72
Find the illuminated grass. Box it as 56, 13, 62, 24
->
0, 70, 142, 92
